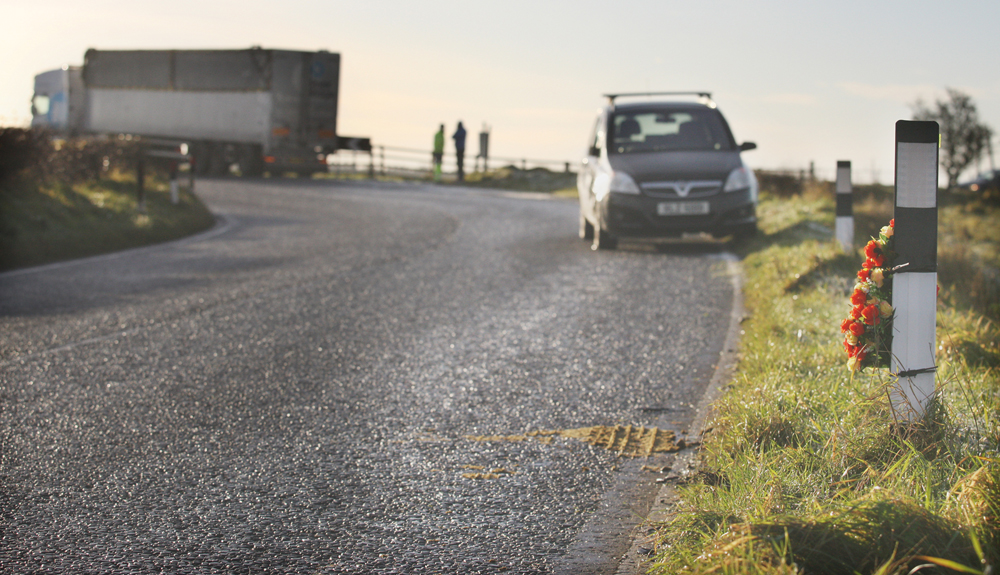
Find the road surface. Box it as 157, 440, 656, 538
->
0, 178, 734, 574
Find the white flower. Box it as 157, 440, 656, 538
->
879, 300, 893, 318
871, 268, 884, 287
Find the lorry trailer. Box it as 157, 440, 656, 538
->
31, 47, 368, 176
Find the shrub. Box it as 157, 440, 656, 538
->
0, 127, 48, 181
0, 128, 142, 187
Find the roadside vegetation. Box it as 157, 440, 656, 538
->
649, 178, 999, 574
0, 128, 214, 272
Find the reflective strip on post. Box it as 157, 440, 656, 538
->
835, 160, 853, 251
890, 120, 939, 420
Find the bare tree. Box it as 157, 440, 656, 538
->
912, 88, 994, 190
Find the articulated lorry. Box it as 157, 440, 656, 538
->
31, 47, 369, 176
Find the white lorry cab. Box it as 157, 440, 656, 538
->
31, 66, 85, 133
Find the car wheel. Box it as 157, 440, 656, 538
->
579, 210, 594, 240
732, 223, 758, 243
591, 225, 617, 251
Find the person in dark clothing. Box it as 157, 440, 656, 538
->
453, 121, 467, 181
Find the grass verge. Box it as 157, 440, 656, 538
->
649, 188, 999, 574
0, 170, 214, 272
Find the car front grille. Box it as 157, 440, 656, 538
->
640, 180, 722, 198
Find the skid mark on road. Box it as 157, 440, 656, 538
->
463, 425, 683, 457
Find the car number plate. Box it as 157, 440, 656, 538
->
657, 201, 710, 215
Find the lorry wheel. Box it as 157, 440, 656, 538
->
239, 145, 264, 177
191, 142, 211, 176
208, 144, 229, 177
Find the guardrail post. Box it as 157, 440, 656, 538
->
169, 161, 179, 204
188, 156, 195, 193
478, 126, 490, 172
890, 120, 939, 420
835, 160, 853, 251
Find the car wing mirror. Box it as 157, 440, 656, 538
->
739, 141, 757, 151
588, 146, 601, 157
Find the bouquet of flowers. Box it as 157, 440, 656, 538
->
841, 220, 896, 372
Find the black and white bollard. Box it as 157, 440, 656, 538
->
835, 160, 853, 251
890, 120, 939, 420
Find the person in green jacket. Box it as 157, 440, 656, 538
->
432, 124, 445, 181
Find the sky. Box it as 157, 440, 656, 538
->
3, 0, 999, 183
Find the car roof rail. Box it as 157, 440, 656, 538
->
604, 91, 714, 108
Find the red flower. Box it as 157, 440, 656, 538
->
864, 240, 881, 260
862, 304, 880, 325
851, 290, 868, 306
845, 342, 857, 356
863, 255, 884, 269
841, 318, 853, 332
856, 348, 867, 362
849, 322, 865, 336
857, 269, 871, 282
851, 305, 864, 320
889, 218, 894, 227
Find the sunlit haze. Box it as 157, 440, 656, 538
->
4, 0, 998, 183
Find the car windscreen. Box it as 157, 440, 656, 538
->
609, 108, 734, 154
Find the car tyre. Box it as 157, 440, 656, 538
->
591, 225, 617, 251
579, 210, 594, 241
731, 223, 758, 243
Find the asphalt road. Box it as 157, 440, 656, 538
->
0, 178, 735, 574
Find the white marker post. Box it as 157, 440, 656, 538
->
835, 161, 853, 252
890, 120, 939, 420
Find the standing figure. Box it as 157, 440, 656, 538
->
453, 121, 467, 182
432, 124, 445, 181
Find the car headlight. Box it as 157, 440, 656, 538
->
609, 171, 640, 194
723, 166, 752, 192
724, 166, 758, 199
